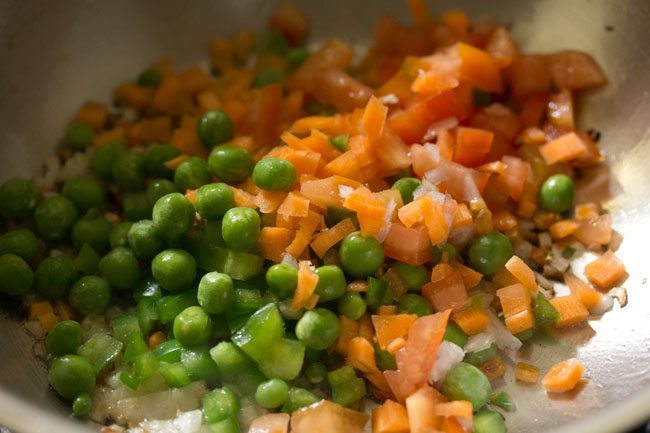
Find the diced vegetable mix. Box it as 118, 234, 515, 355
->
0, 1, 624, 432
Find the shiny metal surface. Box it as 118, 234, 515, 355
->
1, 0, 650, 432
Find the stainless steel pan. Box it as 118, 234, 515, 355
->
1, 0, 650, 432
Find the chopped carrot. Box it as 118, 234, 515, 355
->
148, 331, 166, 349
422, 270, 467, 312
277, 191, 310, 217
178, 66, 212, 94
347, 336, 380, 373
397, 197, 428, 228
291, 261, 320, 311
336, 315, 360, 356
584, 250, 626, 289
231, 187, 257, 208
480, 356, 507, 381
405, 385, 445, 433
549, 295, 589, 327
358, 313, 375, 343
377, 305, 398, 316
442, 10, 469, 38
439, 416, 467, 433
421, 196, 450, 246
504, 256, 537, 293
542, 358, 585, 393
539, 132, 589, 165
575, 203, 600, 221
433, 400, 472, 418
504, 308, 535, 334
259, 227, 294, 263
209, 38, 234, 70
456, 43, 503, 93
564, 274, 603, 309
184, 189, 197, 204
363, 96, 388, 140
450, 262, 482, 289
76, 101, 108, 130
343, 186, 387, 236
549, 220, 580, 239
310, 218, 356, 258
386, 337, 406, 355
170, 128, 207, 157
255, 190, 287, 214
496, 283, 535, 333
515, 362, 540, 383
371, 314, 418, 349
476, 160, 507, 175
371, 400, 410, 433
276, 213, 299, 230
197, 89, 220, 111
492, 266, 519, 287
453, 127, 494, 167
54, 300, 74, 321
28, 301, 54, 321
492, 210, 518, 231
574, 214, 612, 246
451, 203, 473, 229
285, 210, 322, 257
347, 281, 368, 293
451, 307, 490, 335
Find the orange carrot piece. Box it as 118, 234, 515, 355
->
451, 203, 473, 229
451, 308, 490, 335
505, 307, 535, 334
170, 128, 207, 157
336, 315, 360, 356
371, 314, 418, 349
343, 186, 386, 218
231, 187, 257, 208
542, 358, 585, 393
492, 210, 518, 231
178, 66, 212, 94
54, 300, 74, 321
515, 362, 540, 384
363, 96, 388, 140
164, 154, 189, 170
564, 274, 603, 309
347, 281, 368, 293
549, 295, 589, 327
277, 191, 310, 217
450, 262, 482, 289
575, 203, 600, 221
539, 132, 589, 165
148, 331, 166, 349
197, 90, 220, 111
371, 400, 410, 433
480, 355, 508, 381
76, 101, 108, 130
476, 160, 507, 174
584, 250, 625, 289
491, 267, 520, 287
28, 300, 55, 321
440, 416, 467, 433
496, 283, 535, 333
184, 189, 197, 204
574, 214, 612, 246
310, 218, 356, 258
505, 256, 537, 293
291, 261, 320, 311
549, 220, 580, 239
347, 336, 379, 373
406, 385, 444, 433
285, 210, 322, 257
397, 197, 427, 228
421, 196, 449, 245
358, 313, 374, 343
276, 213, 299, 230
433, 400, 472, 418
386, 337, 406, 356
377, 305, 398, 316
453, 127, 494, 168
255, 190, 287, 214
456, 43, 503, 93
422, 270, 467, 312
259, 227, 294, 263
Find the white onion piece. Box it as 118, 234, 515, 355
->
280, 253, 299, 269
486, 311, 522, 352
423, 117, 459, 142
464, 333, 496, 354
338, 185, 354, 199
590, 295, 614, 316
239, 396, 269, 430
379, 93, 399, 105
412, 179, 439, 200
429, 340, 465, 384
375, 198, 396, 243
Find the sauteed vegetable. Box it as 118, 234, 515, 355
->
0, 1, 625, 432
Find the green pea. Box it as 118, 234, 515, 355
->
194, 183, 235, 221
0, 228, 38, 262
45, 320, 83, 356
72, 393, 92, 418
91, 140, 125, 180
173, 306, 212, 346
146, 179, 178, 205
198, 272, 234, 314
197, 110, 234, 148
221, 207, 261, 252
208, 417, 240, 433
392, 177, 421, 204
74, 244, 100, 276
392, 262, 428, 291
339, 232, 384, 278
304, 361, 327, 384
109, 222, 134, 248
48, 355, 96, 400
34, 195, 79, 240
144, 144, 181, 179
208, 145, 254, 184
137, 67, 162, 87
441, 362, 492, 410
152, 249, 197, 293
62, 176, 105, 212
295, 308, 340, 350
68, 276, 111, 315
99, 247, 141, 291
329, 133, 349, 152
122, 192, 153, 221
443, 322, 469, 349
152, 193, 196, 242
255, 378, 289, 408
314, 265, 346, 302
468, 231, 513, 275
539, 174, 575, 213
111, 150, 146, 192
397, 294, 433, 317
71, 209, 112, 251
254, 67, 285, 88
464, 343, 498, 366
202, 386, 240, 424
0, 178, 40, 220
473, 410, 507, 433
255, 30, 288, 56
0, 254, 34, 296
287, 47, 310, 69
252, 157, 297, 192
35, 255, 77, 299
174, 156, 211, 191
266, 264, 298, 299
338, 292, 367, 320
64, 123, 94, 150
127, 220, 163, 260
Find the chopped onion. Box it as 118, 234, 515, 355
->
375, 198, 396, 243
538, 232, 552, 249
280, 253, 299, 269
24, 320, 46, 339
35, 154, 61, 192
338, 185, 354, 199
423, 117, 459, 142
464, 333, 496, 354
379, 93, 399, 105
127, 409, 203, 433
610, 286, 628, 308
239, 396, 269, 430
486, 311, 522, 352
429, 340, 464, 384
513, 240, 533, 262
412, 179, 440, 200
590, 295, 614, 315
61, 149, 92, 181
